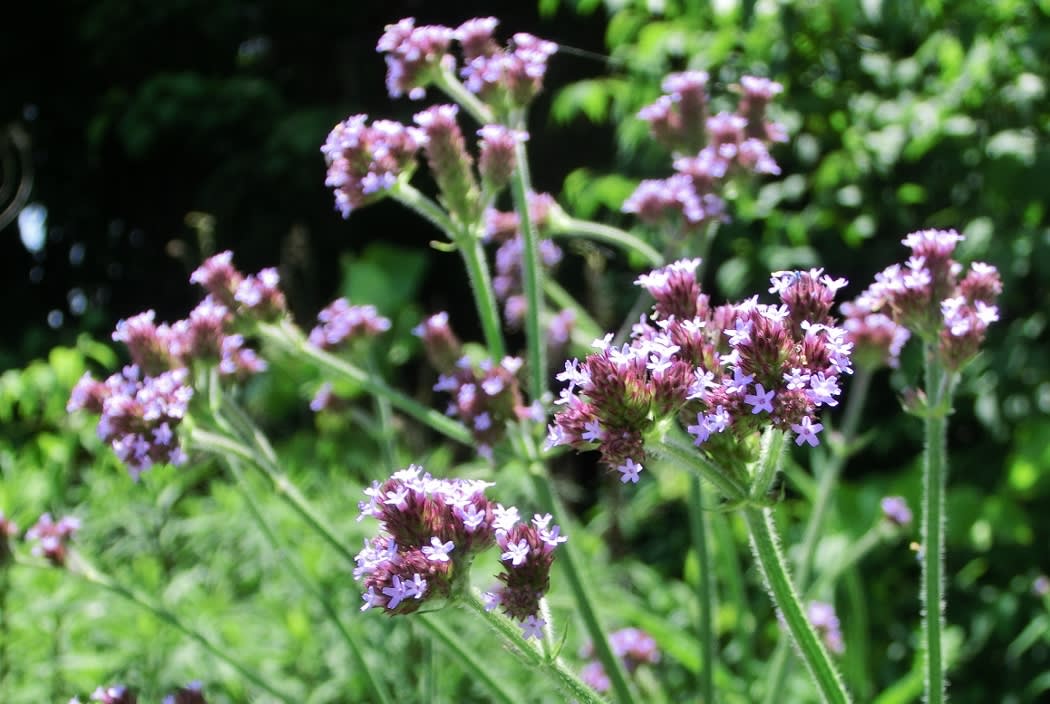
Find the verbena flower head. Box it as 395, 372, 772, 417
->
629, 73, 785, 231
189, 251, 241, 308
549, 260, 852, 478
26, 513, 80, 566
459, 26, 558, 109
308, 298, 391, 351
321, 115, 426, 218
71, 365, 192, 479
234, 267, 287, 321
840, 300, 911, 370
191, 253, 291, 325
377, 18, 455, 100
355, 466, 563, 636
806, 601, 845, 655
477, 124, 527, 191
854, 230, 1001, 369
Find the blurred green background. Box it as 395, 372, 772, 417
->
1, 0, 1048, 701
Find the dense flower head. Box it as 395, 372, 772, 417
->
629, 73, 785, 230
493, 232, 562, 327
434, 354, 530, 459
234, 267, 287, 321
806, 601, 845, 655
321, 115, 426, 218
414, 104, 481, 221
89, 365, 192, 478
414, 311, 463, 372
356, 466, 563, 634
549, 261, 852, 476
189, 251, 241, 308
461, 30, 558, 108
112, 310, 177, 376
477, 124, 527, 191
580, 627, 661, 693
840, 300, 911, 370
308, 298, 391, 351
376, 18, 455, 100
854, 230, 1001, 369
26, 513, 80, 566
191, 253, 291, 327
90, 686, 136, 704
880, 496, 913, 528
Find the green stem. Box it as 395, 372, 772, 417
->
646, 432, 749, 503
256, 320, 475, 447
763, 369, 872, 701
434, 67, 495, 125
392, 183, 458, 239
224, 458, 394, 704
418, 615, 517, 704
463, 589, 606, 704
368, 351, 399, 476
456, 225, 508, 359
41, 555, 297, 702
922, 346, 950, 704
0, 565, 9, 687
525, 461, 636, 704
550, 216, 664, 268
688, 476, 716, 703
744, 507, 851, 704
509, 134, 547, 399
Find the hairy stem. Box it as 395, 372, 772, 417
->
922, 347, 950, 704
508, 133, 547, 399
418, 614, 517, 704
689, 476, 716, 703
744, 507, 852, 704
456, 225, 508, 359
549, 216, 664, 268
463, 589, 606, 704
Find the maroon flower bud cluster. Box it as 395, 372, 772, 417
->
414, 104, 481, 222
26, 513, 80, 566
321, 115, 427, 218
549, 260, 853, 483
840, 300, 910, 371
308, 298, 391, 351
853, 230, 1001, 370
356, 466, 564, 637
625, 73, 785, 230
162, 682, 206, 704
580, 627, 661, 693
420, 323, 531, 459
477, 124, 526, 191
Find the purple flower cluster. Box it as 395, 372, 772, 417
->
163, 681, 206, 704
415, 312, 532, 459
321, 115, 427, 218
308, 298, 391, 351
806, 601, 845, 655
840, 300, 911, 370
26, 513, 80, 566
355, 466, 564, 637
579, 627, 661, 693
70, 252, 279, 478
70, 366, 192, 479
71, 682, 204, 704
624, 73, 785, 230
377, 17, 557, 109
477, 124, 526, 191
853, 230, 1001, 369
548, 259, 853, 481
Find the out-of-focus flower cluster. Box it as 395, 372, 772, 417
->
68, 682, 205, 704
624, 73, 786, 230
579, 627, 661, 694
68, 252, 281, 478
378, 17, 557, 110
548, 259, 853, 483
806, 601, 845, 655
851, 229, 1001, 370
880, 495, 913, 528
415, 312, 536, 459
26, 513, 80, 566
355, 465, 564, 638
308, 298, 391, 351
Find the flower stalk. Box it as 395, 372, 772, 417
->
688, 475, 716, 704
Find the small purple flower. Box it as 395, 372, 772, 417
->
520, 614, 546, 640
617, 458, 644, 484
880, 496, 913, 528
501, 539, 530, 566
791, 416, 824, 447
422, 537, 455, 563
744, 383, 775, 414
26, 513, 81, 566
806, 601, 845, 655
